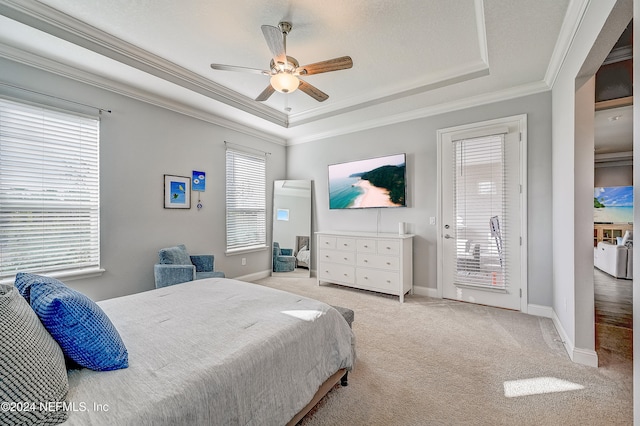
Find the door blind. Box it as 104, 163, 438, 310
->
225, 148, 266, 252
0, 97, 100, 279
452, 134, 508, 290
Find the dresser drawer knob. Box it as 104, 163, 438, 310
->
344, 257, 348, 261
386, 280, 391, 283
343, 273, 348, 277
386, 262, 391, 265
364, 259, 368, 263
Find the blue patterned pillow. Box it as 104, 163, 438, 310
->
15, 273, 128, 371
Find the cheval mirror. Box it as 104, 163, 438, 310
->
272, 180, 312, 278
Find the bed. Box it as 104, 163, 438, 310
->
295, 235, 311, 269
61, 277, 355, 425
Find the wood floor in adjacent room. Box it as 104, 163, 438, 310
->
594, 267, 633, 370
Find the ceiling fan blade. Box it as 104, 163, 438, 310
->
255, 84, 276, 102
297, 56, 353, 76
298, 79, 329, 102
210, 63, 269, 75
261, 25, 287, 67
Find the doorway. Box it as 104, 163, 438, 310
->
437, 115, 527, 311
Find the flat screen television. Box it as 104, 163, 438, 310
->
328, 153, 406, 209
594, 185, 633, 223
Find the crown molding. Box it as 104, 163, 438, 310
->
287, 80, 550, 145
544, 0, 590, 88
288, 60, 490, 127
0, 0, 288, 127
0, 43, 287, 146
0, 0, 494, 131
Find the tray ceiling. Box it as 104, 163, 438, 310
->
0, 0, 574, 144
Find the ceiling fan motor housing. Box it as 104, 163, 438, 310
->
278, 21, 292, 35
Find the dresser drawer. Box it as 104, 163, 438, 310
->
357, 238, 377, 253
318, 236, 337, 250
356, 253, 399, 271
377, 240, 400, 255
356, 269, 400, 292
318, 263, 355, 284
319, 249, 355, 266
336, 237, 356, 251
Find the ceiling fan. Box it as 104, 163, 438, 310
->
210, 22, 353, 102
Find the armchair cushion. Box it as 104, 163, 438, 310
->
190, 254, 213, 272
158, 244, 191, 265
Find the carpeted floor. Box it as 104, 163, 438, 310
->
253, 276, 632, 426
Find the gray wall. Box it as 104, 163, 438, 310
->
1, 57, 286, 301
595, 165, 633, 186
287, 91, 553, 306
0, 57, 553, 307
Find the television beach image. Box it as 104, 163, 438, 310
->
594, 185, 633, 223
328, 153, 406, 209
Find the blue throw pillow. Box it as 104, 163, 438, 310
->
14, 272, 128, 371
158, 244, 192, 265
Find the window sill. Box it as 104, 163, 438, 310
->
0, 267, 105, 285
225, 245, 268, 256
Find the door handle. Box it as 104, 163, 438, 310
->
444, 234, 453, 239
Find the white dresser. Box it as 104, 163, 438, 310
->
316, 231, 414, 302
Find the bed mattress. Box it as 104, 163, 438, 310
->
62, 278, 355, 425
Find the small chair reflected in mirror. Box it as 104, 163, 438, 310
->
273, 242, 296, 272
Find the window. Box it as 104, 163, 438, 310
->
225, 148, 266, 253
0, 98, 100, 280
453, 134, 507, 289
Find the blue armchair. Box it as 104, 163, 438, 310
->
154, 244, 225, 288
273, 242, 296, 272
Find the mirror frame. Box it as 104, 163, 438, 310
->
272, 180, 312, 277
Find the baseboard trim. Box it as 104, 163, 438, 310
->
527, 304, 553, 318
233, 270, 270, 282
551, 310, 598, 368
412, 286, 438, 298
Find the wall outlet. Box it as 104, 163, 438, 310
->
429, 217, 436, 225
241, 258, 246, 266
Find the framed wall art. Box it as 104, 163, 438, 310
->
192, 170, 206, 191
164, 174, 191, 209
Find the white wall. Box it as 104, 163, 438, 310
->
287, 92, 554, 306
0, 57, 286, 301
574, 76, 596, 353
551, 0, 630, 364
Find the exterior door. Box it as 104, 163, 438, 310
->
438, 116, 526, 311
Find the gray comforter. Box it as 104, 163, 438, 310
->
62, 278, 355, 425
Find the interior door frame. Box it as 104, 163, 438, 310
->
436, 114, 528, 313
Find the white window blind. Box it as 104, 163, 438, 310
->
225, 148, 266, 252
453, 134, 508, 290
0, 98, 100, 280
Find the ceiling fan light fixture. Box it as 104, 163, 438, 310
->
270, 72, 299, 93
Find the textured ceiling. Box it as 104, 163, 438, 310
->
0, 0, 577, 144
